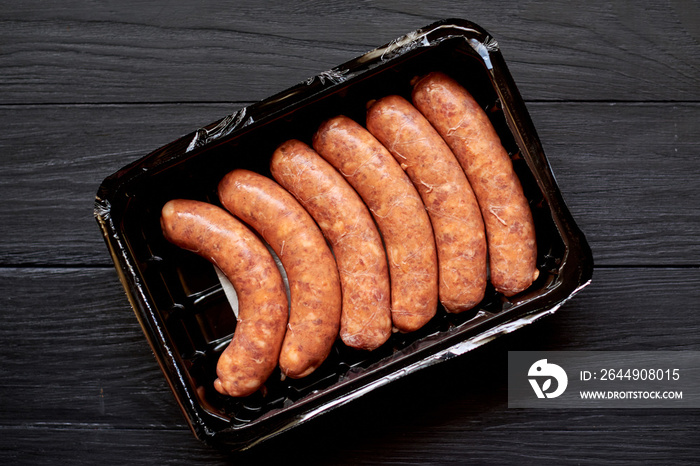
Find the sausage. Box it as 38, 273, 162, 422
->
218, 169, 341, 378
270, 139, 391, 350
160, 199, 288, 397
412, 72, 539, 296
366, 95, 487, 312
312, 116, 438, 332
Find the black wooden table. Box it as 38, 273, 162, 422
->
2, 2, 699, 464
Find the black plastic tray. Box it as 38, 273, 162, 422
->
94, 18, 593, 451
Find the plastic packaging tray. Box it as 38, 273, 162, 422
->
94, 18, 593, 451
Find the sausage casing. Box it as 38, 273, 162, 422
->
312, 116, 438, 332
160, 199, 288, 397
366, 95, 487, 312
412, 72, 538, 296
270, 140, 392, 350
218, 169, 341, 378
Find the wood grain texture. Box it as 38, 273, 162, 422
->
1, 103, 698, 266
0, 268, 184, 428
1, 0, 698, 463
0, 104, 240, 265
1, 0, 699, 103
530, 102, 700, 266
1, 267, 698, 463
2, 425, 699, 465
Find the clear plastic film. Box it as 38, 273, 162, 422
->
95, 18, 592, 452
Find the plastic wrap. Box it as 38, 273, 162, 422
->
94, 18, 593, 451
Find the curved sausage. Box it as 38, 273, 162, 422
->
312, 116, 438, 332
366, 95, 487, 312
270, 139, 391, 350
412, 72, 538, 296
160, 199, 288, 397
218, 169, 341, 378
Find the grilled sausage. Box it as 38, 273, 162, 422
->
270, 139, 392, 350
218, 169, 341, 378
313, 116, 438, 332
412, 72, 538, 296
366, 95, 487, 312
160, 199, 288, 397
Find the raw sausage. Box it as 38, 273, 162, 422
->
366, 95, 487, 312
412, 72, 538, 296
270, 139, 391, 350
218, 169, 341, 378
160, 199, 288, 397
313, 116, 438, 332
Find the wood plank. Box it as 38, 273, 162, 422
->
0, 268, 184, 428
529, 102, 700, 266
1, 422, 698, 465
0, 427, 225, 466
0, 104, 239, 266
1, 1, 699, 103
1, 267, 698, 432
1, 103, 698, 266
